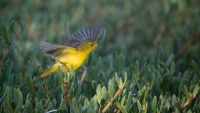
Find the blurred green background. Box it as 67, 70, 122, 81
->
0, 0, 200, 112
1, 0, 199, 75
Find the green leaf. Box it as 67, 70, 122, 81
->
102, 86, 108, 99
90, 96, 98, 112
122, 88, 127, 96
192, 84, 199, 97
96, 84, 102, 104
58, 71, 64, 86
156, 45, 163, 60
5, 86, 12, 104
152, 96, 157, 113
183, 85, 190, 98
126, 92, 132, 112
9, 20, 23, 35
165, 54, 174, 67
172, 95, 177, 108
120, 78, 123, 86
116, 102, 128, 113
192, 60, 200, 79
92, 80, 97, 89
35, 98, 43, 112
115, 73, 120, 86
165, 98, 171, 110
58, 95, 66, 111
121, 96, 126, 105
69, 65, 75, 78
180, 97, 186, 108
159, 95, 166, 112
86, 105, 94, 113
139, 63, 147, 79
82, 99, 90, 111
14, 88, 23, 112
169, 62, 175, 76
123, 71, 127, 85
23, 99, 33, 113
90, 95, 98, 106
137, 100, 142, 113
0, 93, 5, 104
86, 52, 94, 67
108, 55, 114, 69
71, 98, 80, 113
149, 73, 155, 90
187, 109, 193, 113
144, 102, 148, 113
1, 24, 10, 45
108, 78, 115, 98
46, 99, 54, 111
132, 97, 137, 104
135, 60, 139, 75
27, 60, 32, 79
52, 98, 57, 107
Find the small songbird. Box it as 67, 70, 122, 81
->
39, 26, 104, 78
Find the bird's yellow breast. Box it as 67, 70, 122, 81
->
55, 49, 89, 72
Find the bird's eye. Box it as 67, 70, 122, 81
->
91, 44, 94, 46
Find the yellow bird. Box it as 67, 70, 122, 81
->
39, 26, 104, 78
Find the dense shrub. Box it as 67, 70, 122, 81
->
0, 0, 199, 112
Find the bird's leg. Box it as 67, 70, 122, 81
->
57, 60, 65, 66
57, 60, 70, 71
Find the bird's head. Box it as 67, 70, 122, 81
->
78, 41, 99, 52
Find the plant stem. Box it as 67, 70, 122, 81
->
102, 85, 123, 113
153, 23, 166, 47
174, 32, 200, 61
63, 81, 71, 108
182, 96, 195, 108
80, 66, 88, 86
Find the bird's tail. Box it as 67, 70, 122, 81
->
39, 64, 59, 78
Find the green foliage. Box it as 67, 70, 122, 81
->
1, 0, 200, 113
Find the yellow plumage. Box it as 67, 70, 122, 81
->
39, 26, 104, 78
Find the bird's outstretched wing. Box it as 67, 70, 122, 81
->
40, 41, 75, 58
65, 26, 104, 48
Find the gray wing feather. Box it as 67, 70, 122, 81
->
65, 26, 104, 47
40, 42, 66, 58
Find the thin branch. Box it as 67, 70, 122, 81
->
32, 81, 38, 97
153, 23, 166, 47
80, 66, 88, 86
102, 85, 123, 113
174, 32, 200, 61
181, 96, 195, 108
7, 102, 13, 113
